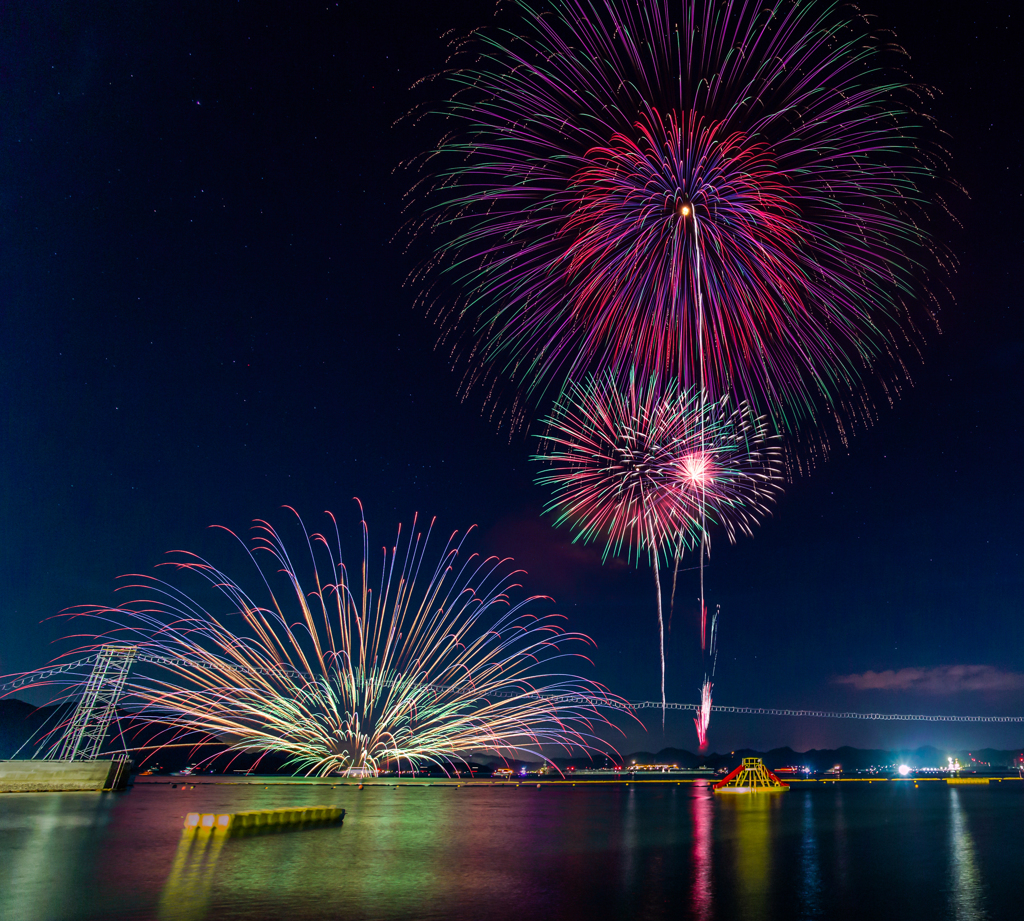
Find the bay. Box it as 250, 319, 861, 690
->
0, 779, 1019, 920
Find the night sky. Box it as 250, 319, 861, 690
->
2, 0, 1021, 754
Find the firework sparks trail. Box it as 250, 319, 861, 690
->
415, 0, 951, 436
533, 372, 783, 723
694, 680, 712, 750
28, 508, 631, 776
694, 607, 719, 750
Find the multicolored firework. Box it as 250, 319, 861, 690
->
418, 0, 950, 432
39, 508, 625, 776
532, 371, 783, 715
534, 373, 784, 557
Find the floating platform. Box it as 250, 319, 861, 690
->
947, 777, 990, 785
184, 805, 345, 834
0, 758, 131, 793
713, 757, 789, 794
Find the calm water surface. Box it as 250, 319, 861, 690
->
0, 779, 1020, 920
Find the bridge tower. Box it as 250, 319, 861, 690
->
55, 645, 138, 761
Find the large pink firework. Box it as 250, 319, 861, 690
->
416, 0, 952, 435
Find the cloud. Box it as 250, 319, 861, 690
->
482, 508, 623, 596
832, 665, 1024, 694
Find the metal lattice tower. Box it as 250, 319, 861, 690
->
55, 645, 138, 761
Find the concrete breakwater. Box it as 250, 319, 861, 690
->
0, 758, 131, 792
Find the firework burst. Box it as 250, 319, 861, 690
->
532, 371, 783, 716
416, 0, 951, 434
533, 371, 784, 559
43, 508, 624, 776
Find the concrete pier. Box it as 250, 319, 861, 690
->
0, 758, 131, 793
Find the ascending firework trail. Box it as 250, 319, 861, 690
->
694, 607, 719, 749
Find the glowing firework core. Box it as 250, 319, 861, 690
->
679, 452, 712, 489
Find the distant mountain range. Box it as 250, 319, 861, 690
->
3, 698, 1021, 772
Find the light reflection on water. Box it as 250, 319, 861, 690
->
719, 792, 776, 918
0, 780, 1019, 920
690, 784, 713, 920
158, 832, 226, 921
0, 792, 114, 921
831, 787, 849, 895
947, 788, 987, 921
799, 792, 823, 919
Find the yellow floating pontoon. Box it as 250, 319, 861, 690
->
183, 805, 345, 833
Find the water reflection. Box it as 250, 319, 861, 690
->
334, 783, 458, 912
158, 831, 227, 921
619, 783, 638, 894
0, 795, 65, 921
832, 789, 849, 893
948, 789, 987, 921
690, 784, 713, 920
0, 793, 112, 921
720, 794, 773, 919
2, 781, 1018, 920
798, 793, 822, 919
